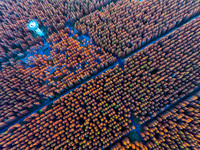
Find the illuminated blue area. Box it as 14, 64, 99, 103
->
28, 20, 39, 31
21, 20, 92, 68
28, 20, 44, 36
21, 42, 51, 64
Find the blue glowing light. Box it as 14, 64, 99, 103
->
28, 20, 44, 36
28, 20, 39, 31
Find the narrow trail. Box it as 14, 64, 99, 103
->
122, 14, 200, 62
140, 85, 200, 128
131, 114, 146, 145
0, 61, 118, 134
104, 13, 200, 148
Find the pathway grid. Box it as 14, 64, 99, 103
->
102, 12, 200, 148
1, 8, 200, 150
